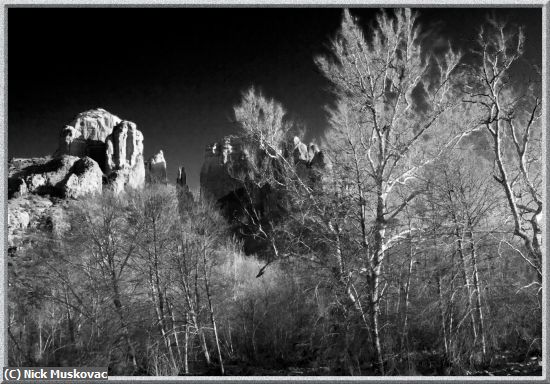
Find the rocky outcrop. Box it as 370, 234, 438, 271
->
176, 166, 190, 194
200, 137, 256, 201
63, 157, 103, 198
55, 108, 122, 170
105, 120, 145, 190
53, 108, 146, 192
8, 108, 147, 261
293, 136, 309, 163
200, 135, 330, 202
10, 108, 146, 202
146, 150, 168, 184
8, 155, 102, 199
8, 195, 67, 255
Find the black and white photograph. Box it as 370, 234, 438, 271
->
4, 3, 546, 378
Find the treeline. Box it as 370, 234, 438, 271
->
8, 8, 541, 376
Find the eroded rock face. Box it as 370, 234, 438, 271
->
8, 195, 67, 254
63, 157, 103, 198
293, 136, 309, 163
55, 108, 122, 170
105, 120, 145, 190
9, 108, 147, 261
200, 135, 330, 202
53, 108, 146, 193
146, 150, 168, 184
199, 135, 331, 256
200, 137, 256, 201
106, 171, 126, 195
8, 155, 102, 199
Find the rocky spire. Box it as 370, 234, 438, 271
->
105, 120, 146, 191
145, 150, 168, 184
176, 165, 194, 208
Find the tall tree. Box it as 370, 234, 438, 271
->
67, 192, 140, 373
466, 17, 542, 285
315, 9, 467, 373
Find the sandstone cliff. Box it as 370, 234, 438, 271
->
198, 135, 330, 255
176, 165, 194, 210
105, 120, 146, 192
200, 135, 330, 202
146, 150, 168, 184
8, 108, 147, 257
55, 108, 122, 170
8, 155, 102, 199
54, 108, 147, 192
200, 137, 256, 201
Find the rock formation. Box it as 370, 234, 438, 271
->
200, 135, 331, 203
11, 108, 146, 199
105, 120, 145, 190
146, 150, 168, 184
55, 108, 122, 170
63, 157, 103, 198
176, 165, 194, 208
8, 155, 102, 199
293, 136, 309, 164
176, 166, 191, 195
8, 195, 67, 255
8, 108, 147, 257
200, 137, 256, 201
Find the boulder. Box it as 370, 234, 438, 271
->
146, 150, 168, 184
63, 157, 103, 198
106, 171, 126, 195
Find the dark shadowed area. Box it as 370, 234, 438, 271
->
8, 7, 541, 191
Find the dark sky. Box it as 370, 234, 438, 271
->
8, 7, 541, 191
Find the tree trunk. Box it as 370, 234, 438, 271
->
490, 119, 542, 282
400, 245, 413, 352
110, 270, 138, 373
454, 226, 477, 342
202, 247, 225, 375
184, 312, 189, 374
167, 299, 183, 368
148, 270, 177, 371
369, 187, 386, 375
467, 229, 487, 358
178, 239, 211, 366
437, 274, 448, 357
369, 262, 384, 375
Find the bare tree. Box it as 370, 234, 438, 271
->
176, 198, 229, 374
67, 192, 140, 373
314, 9, 467, 373
128, 185, 181, 374
234, 87, 290, 157
466, 17, 542, 285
